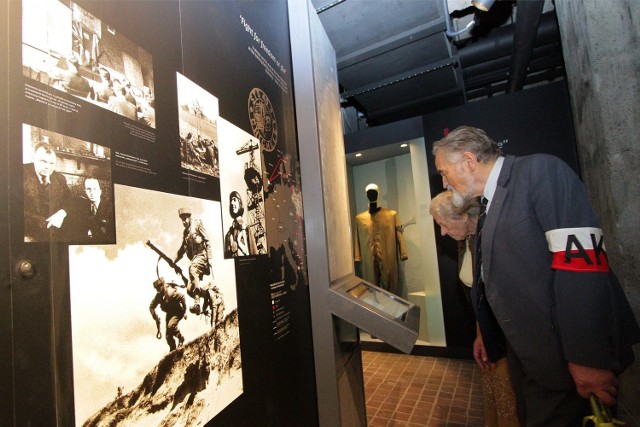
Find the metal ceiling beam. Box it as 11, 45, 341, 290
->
466, 67, 565, 100
340, 56, 458, 99
336, 19, 447, 69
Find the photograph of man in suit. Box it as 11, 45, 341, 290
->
80, 177, 114, 243
432, 125, 640, 426
23, 141, 71, 242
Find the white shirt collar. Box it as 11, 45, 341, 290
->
483, 156, 504, 213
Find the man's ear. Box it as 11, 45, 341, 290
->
462, 151, 478, 171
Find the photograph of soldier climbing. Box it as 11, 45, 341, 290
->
173, 206, 212, 315
68, 184, 241, 426
218, 119, 268, 258
149, 277, 186, 351
177, 72, 219, 177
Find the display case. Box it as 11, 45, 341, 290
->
329, 275, 420, 354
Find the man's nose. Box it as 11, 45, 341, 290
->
440, 227, 447, 236
442, 176, 449, 188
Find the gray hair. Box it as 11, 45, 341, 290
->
430, 191, 481, 220
432, 126, 502, 163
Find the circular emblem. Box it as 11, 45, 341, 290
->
248, 88, 277, 152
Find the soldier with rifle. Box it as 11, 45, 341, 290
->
174, 207, 212, 315
149, 277, 186, 351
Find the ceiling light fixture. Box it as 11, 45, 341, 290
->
472, 0, 496, 12
400, 144, 408, 148
355, 153, 362, 157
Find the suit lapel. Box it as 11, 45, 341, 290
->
482, 155, 515, 286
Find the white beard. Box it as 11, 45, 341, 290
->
448, 185, 474, 208
448, 168, 475, 208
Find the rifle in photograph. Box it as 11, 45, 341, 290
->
146, 240, 188, 287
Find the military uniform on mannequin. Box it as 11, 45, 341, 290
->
354, 183, 408, 297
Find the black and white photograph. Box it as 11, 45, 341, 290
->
69, 184, 241, 426
22, 123, 114, 244
177, 72, 219, 177
22, 0, 156, 128
218, 118, 268, 258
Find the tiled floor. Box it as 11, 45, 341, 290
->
363, 350, 636, 427
362, 351, 484, 427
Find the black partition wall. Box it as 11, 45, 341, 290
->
423, 81, 580, 350
1, 1, 318, 425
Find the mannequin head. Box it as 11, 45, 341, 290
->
365, 183, 381, 214
365, 183, 379, 203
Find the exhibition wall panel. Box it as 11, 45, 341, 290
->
1, 1, 318, 425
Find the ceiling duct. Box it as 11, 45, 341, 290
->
508, 0, 546, 92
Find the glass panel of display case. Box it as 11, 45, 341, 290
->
329, 275, 419, 354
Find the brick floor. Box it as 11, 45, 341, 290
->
363, 351, 484, 427
362, 350, 637, 426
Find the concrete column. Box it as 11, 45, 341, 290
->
555, 0, 640, 419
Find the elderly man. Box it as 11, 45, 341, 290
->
23, 142, 71, 242
432, 125, 640, 426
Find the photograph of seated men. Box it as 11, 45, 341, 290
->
23, 126, 115, 245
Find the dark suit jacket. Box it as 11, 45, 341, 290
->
23, 164, 71, 242
472, 154, 640, 390
75, 197, 115, 244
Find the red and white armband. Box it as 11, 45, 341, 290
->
545, 227, 609, 272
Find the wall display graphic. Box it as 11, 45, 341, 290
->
22, 123, 114, 244
69, 184, 241, 426
22, 0, 156, 129
177, 73, 219, 177
248, 87, 277, 152
218, 119, 267, 258
263, 153, 307, 340
5, 0, 318, 424
248, 86, 308, 338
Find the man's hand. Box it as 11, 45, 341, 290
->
568, 362, 618, 405
46, 209, 67, 229
473, 332, 495, 371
